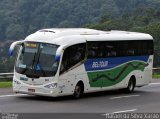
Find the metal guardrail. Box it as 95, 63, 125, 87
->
153, 68, 160, 75
0, 73, 13, 82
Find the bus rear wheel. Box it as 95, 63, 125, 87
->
125, 77, 135, 93
73, 82, 84, 99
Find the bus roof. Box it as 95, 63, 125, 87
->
25, 28, 153, 45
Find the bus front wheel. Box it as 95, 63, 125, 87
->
73, 82, 84, 99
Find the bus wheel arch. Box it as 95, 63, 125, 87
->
125, 75, 136, 93
73, 81, 84, 99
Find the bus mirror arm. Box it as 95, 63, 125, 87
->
9, 40, 24, 56
55, 45, 67, 62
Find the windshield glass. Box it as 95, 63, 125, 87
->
15, 42, 59, 77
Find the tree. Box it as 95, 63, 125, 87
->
6, 24, 25, 40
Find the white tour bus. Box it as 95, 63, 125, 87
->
9, 28, 153, 98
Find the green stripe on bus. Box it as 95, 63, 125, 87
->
87, 61, 148, 87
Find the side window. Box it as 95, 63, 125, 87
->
148, 40, 153, 55
87, 42, 98, 58
126, 41, 136, 56
60, 43, 86, 74
104, 42, 117, 57
87, 41, 117, 59
117, 40, 153, 57
117, 41, 141, 56
135, 41, 142, 56
137, 40, 153, 55
87, 40, 153, 58
117, 41, 128, 57
141, 40, 153, 55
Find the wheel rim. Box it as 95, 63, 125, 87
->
74, 85, 81, 97
129, 81, 133, 91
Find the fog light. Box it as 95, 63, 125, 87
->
13, 80, 21, 85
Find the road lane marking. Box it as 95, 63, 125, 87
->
112, 109, 137, 114
149, 83, 160, 85
0, 94, 27, 98
102, 109, 137, 117
110, 95, 140, 100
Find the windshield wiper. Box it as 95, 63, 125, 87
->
32, 52, 37, 69
36, 53, 46, 77
21, 52, 37, 75
36, 62, 46, 77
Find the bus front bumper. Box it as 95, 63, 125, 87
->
13, 83, 59, 97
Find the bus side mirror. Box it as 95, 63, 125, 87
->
9, 40, 24, 56
55, 45, 67, 62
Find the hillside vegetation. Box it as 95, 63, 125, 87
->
0, 0, 160, 40
0, 0, 160, 72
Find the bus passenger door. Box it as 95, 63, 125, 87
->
58, 43, 86, 94
58, 72, 75, 95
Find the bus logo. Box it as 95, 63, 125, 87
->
92, 61, 108, 68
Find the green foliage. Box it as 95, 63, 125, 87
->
6, 24, 25, 40
85, 19, 133, 31
0, 0, 121, 40
0, 42, 15, 72
1, 0, 160, 40
1, 0, 160, 71
0, 82, 12, 88
153, 74, 160, 79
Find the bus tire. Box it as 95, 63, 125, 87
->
73, 82, 84, 99
125, 76, 136, 93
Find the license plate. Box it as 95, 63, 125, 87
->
28, 88, 35, 93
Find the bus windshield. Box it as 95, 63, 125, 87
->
15, 42, 59, 77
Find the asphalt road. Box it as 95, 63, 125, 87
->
0, 79, 160, 119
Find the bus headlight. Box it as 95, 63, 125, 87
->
44, 83, 57, 89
